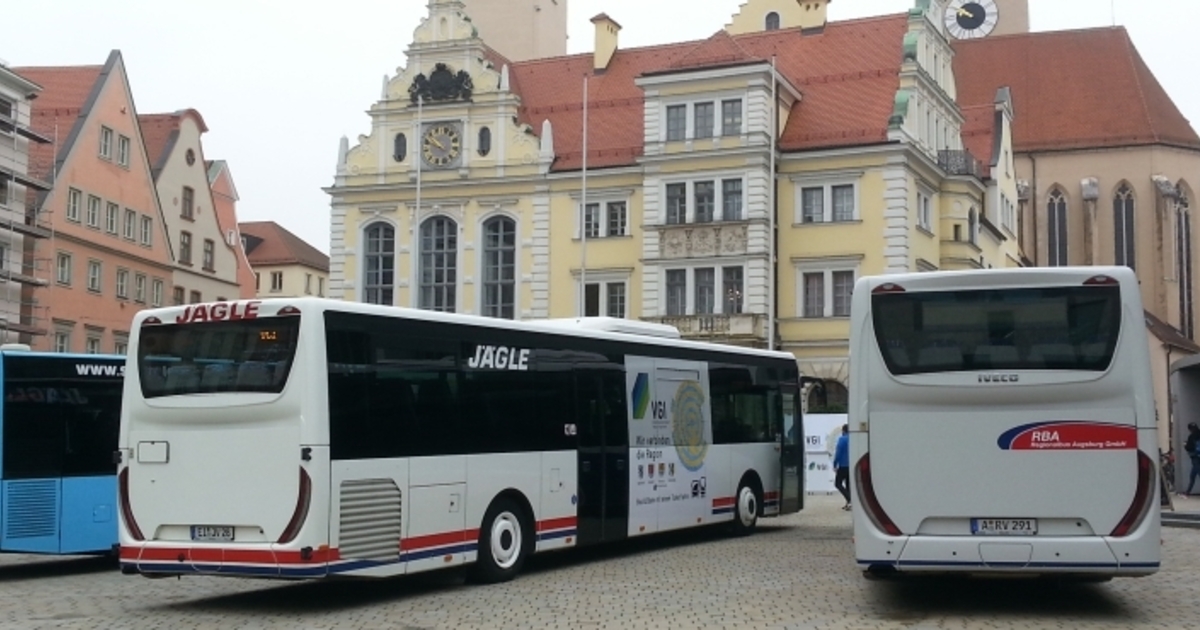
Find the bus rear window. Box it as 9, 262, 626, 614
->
871, 285, 1122, 375
137, 317, 300, 398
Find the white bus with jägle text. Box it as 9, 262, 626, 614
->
117, 298, 804, 582
850, 267, 1160, 580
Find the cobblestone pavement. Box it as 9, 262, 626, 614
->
0, 494, 1197, 629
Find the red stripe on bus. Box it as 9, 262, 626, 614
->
537, 516, 577, 532
764, 491, 779, 500
712, 497, 735, 508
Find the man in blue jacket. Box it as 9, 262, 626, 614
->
834, 424, 851, 510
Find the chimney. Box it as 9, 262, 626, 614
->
799, 0, 831, 32
591, 13, 622, 72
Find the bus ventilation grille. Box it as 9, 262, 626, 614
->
5, 480, 57, 540
338, 479, 402, 561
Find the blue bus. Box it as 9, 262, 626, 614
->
0, 347, 125, 555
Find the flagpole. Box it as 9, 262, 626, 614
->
579, 74, 590, 316
768, 56, 778, 351
415, 94, 423, 308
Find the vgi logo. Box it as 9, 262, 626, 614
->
978, 373, 1019, 383
690, 477, 707, 498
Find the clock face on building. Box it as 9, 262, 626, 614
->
422, 123, 462, 168
944, 0, 999, 40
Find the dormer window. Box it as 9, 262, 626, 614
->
765, 12, 781, 30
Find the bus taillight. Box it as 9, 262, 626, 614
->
854, 454, 902, 536
278, 306, 301, 316
1110, 450, 1155, 537
119, 468, 145, 541
278, 467, 313, 544
142, 316, 162, 326
872, 283, 906, 294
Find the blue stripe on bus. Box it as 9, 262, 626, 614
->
856, 559, 1161, 569
712, 507, 735, 515
537, 529, 576, 542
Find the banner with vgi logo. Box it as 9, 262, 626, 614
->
804, 413, 847, 494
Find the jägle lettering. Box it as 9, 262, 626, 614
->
467, 345, 530, 371
176, 301, 262, 324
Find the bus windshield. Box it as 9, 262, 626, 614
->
871, 285, 1122, 375
137, 317, 301, 398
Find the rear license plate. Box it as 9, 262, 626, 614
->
971, 518, 1037, 535
190, 526, 235, 542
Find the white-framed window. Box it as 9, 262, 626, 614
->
86, 337, 101, 354
481, 215, 516, 319
917, 191, 932, 231
56, 252, 72, 285
105, 202, 119, 234
270, 271, 284, 292
134, 273, 146, 303
795, 261, 859, 319
318, 277, 325, 297
968, 207, 978, 245
796, 180, 859, 224
87, 260, 102, 293
117, 135, 131, 167
124, 208, 137, 240
54, 331, 70, 353
114, 339, 128, 355
664, 97, 747, 142
578, 199, 630, 238
151, 279, 164, 307
140, 215, 153, 246
662, 265, 746, 316
86, 195, 101, 228
418, 217, 457, 312
577, 271, 631, 318
67, 188, 82, 222
662, 177, 746, 225
305, 273, 313, 295
116, 268, 129, 299
99, 126, 113, 159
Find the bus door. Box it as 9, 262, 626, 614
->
778, 380, 804, 514
575, 366, 629, 546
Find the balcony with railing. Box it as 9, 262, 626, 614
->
937, 150, 985, 179
651, 313, 767, 344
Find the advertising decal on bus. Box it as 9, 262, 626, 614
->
997, 421, 1137, 451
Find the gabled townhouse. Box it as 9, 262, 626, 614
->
207, 159, 258, 299
0, 65, 53, 343
15, 51, 176, 354
239, 221, 329, 299
140, 109, 244, 304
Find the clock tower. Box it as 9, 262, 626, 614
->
940, 0, 1028, 40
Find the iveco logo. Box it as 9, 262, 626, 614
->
978, 374, 1019, 383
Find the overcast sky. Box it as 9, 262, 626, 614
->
3, 1, 1196, 255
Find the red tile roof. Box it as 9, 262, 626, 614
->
238, 221, 329, 272
960, 104, 996, 178
138, 113, 181, 178
505, 14, 907, 172
953, 27, 1200, 153
10, 64, 104, 184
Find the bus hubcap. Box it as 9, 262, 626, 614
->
490, 512, 522, 569
738, 487, 757, 527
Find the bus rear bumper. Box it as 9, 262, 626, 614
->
855, 535, 1159, 577
118, 543, 333, 579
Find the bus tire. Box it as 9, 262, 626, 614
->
731, 480, 760, 536
470, 497, 531, 584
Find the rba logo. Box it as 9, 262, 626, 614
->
978, 374, 1019, 383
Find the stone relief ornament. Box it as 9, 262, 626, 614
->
410, 63, 474, 104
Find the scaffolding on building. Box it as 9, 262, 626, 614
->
0, 85, 54, 342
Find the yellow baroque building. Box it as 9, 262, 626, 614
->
326, 0, 1023, 410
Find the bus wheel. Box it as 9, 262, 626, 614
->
470, 497, 530, 584
731, 482, 760, 536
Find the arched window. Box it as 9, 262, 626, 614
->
393, 133, 407, 162
419, 217, 457, 312
1047, 190, 1068, 266
478, 127, 492, 157
807, 380, 848, 414
481, 216, 516, 319
765, 12, 781, 30
1178, 187, 1194, 338
363, 223, 395, 305
968, 207, 978, 245
1114, 184, 1136, 269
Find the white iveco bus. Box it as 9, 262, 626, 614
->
850, 267, 1160, 579
117, 299, 803, 582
